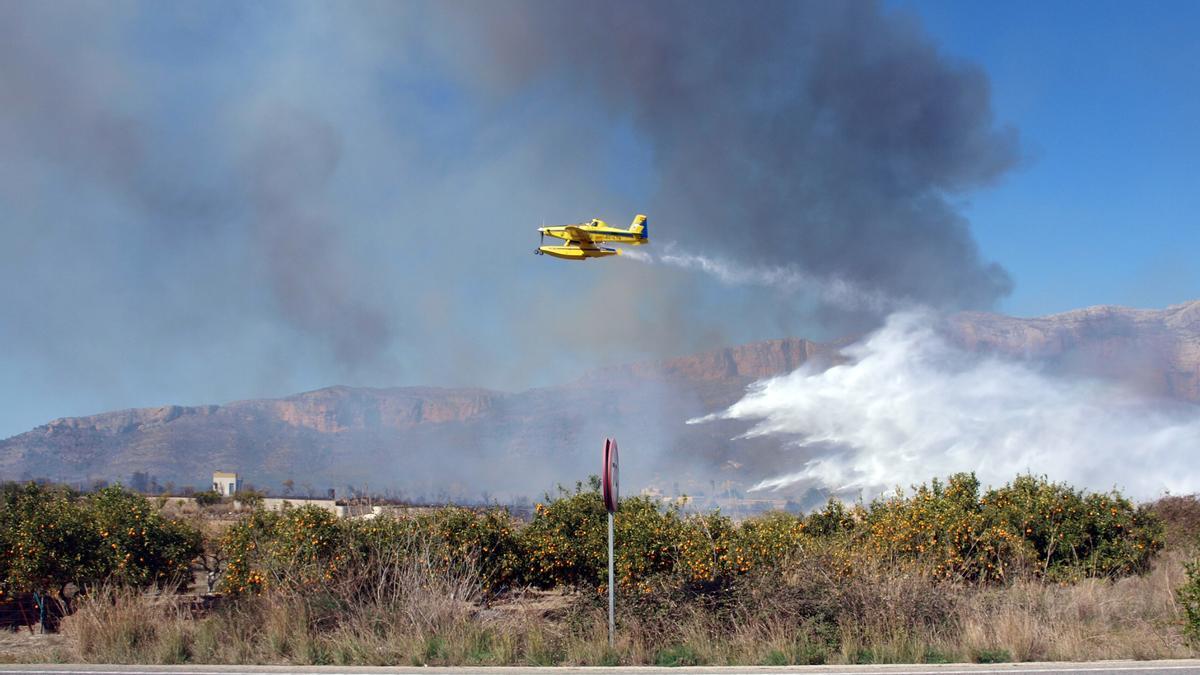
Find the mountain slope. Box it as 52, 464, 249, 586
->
2, 302, 1198, 498
946, 300, 1200, 400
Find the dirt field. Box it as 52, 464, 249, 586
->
0, 629, 63, 663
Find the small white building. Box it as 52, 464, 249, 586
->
212, 471, 241, 497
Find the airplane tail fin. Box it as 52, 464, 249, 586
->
629, 214, 648, 238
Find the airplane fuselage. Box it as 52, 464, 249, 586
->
538, 223, 648, 246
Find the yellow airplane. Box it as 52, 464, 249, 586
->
535, 214, 649, 260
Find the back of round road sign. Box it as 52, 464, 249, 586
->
602, 437, 619, 513
602, 436, 620, 647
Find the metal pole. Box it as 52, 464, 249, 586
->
607, 510, 615, 648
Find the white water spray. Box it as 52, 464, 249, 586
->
691, 310, 1200, 500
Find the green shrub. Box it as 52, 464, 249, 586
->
923, 647, 950, 663
232, 489, 264, 509
764, 649, 788, 665
852, 647, 876, 664
1180, 557, 1200, 646
193, 490, 222, 507
654, 644, 701, 666
974, 647, 1012, 663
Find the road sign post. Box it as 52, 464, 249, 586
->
602, 437, 619, 648
607, 509, 614, 647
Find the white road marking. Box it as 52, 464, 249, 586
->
1, 663, 1199, 675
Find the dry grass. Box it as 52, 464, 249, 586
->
41, 543, 1200, 666
56, 542, 488, 666
953, 546, 1197, 662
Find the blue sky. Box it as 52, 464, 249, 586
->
896, 0, 1200, 316
1, 1, 1198, 441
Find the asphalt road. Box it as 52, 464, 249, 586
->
1, 661, 1199, 675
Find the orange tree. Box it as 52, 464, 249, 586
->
408, 506, 524, 593
858, 473, 1029, 582
0, 483, 21, 597
730, 511, 811, 573
675, 510, 812, 584
818, 473, 1162, 583
341, 512, 415, 562
221, 504, 525, 596
982, 474, 1162, 580
214, 473, 1166, 599
806, 497, 858, 537
0, 488, 8, 599
220, 504, 342, 594
1, 482, 102, 595
0, 483, 200, 596
520, 482, 816, 593
672, 510, 816, 585
87, 486, 201, 587
521, 480, 685, 592
674, 511, 737, 585
612, 496, 688, 593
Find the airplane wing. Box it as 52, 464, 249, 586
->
562, 239, 601, 251
563, 225, 594, 243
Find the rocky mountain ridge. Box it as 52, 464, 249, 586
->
947, 300, 1200, 400
2, 301, 1197, 497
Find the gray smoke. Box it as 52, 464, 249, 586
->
241, 107, 394, 366
435, 0, 1019, 316
1, 0, 1023, 491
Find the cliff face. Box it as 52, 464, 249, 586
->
946, 300, 1200, 401
622, 338, 827, 381
265, 387, 500, 433
2, 301, 1197, 495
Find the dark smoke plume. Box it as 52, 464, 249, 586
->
242, 107, 394, 366
437, 0, 1019, 315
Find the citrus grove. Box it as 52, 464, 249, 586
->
2, 473, 1198, 662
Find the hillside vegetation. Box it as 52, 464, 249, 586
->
2, 474, 1198, 665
